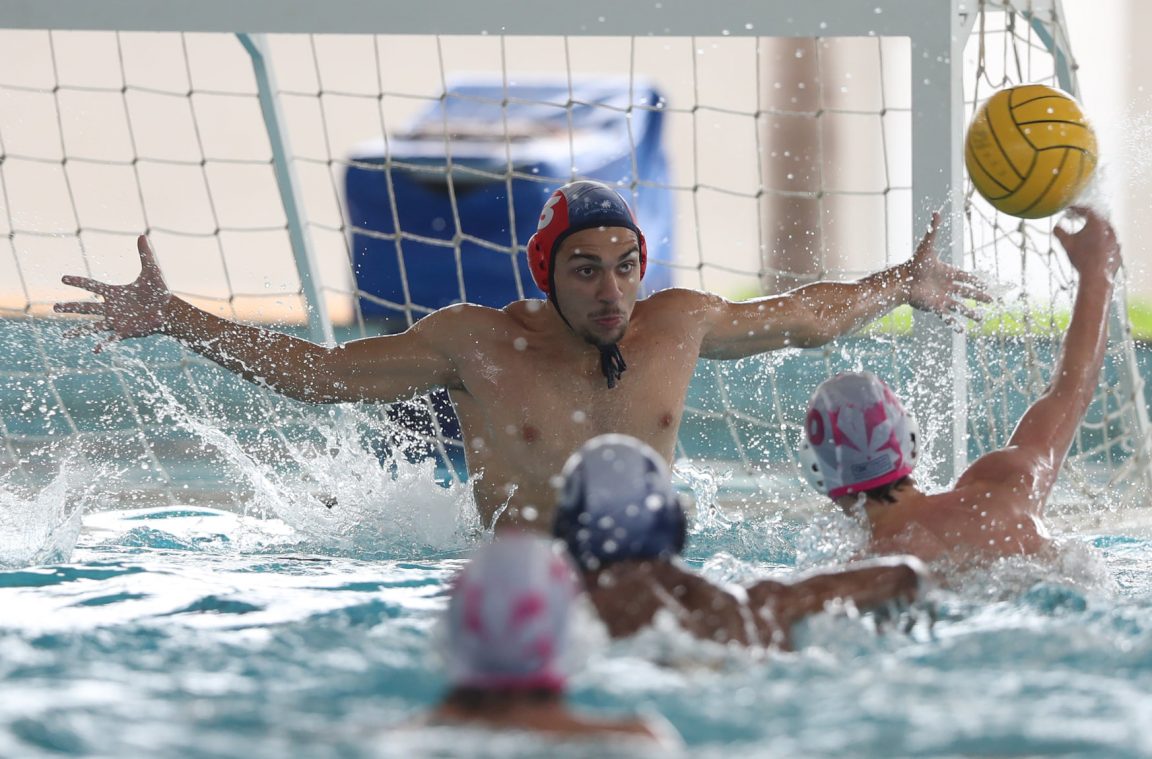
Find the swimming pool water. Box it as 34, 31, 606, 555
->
2, 504, 1152, 758
3, 319, 1152, 756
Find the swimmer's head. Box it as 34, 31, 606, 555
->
799, 372, 920, 499
553, 434, 687, 571
444, 533, 581, 693
527, 180, 647, 297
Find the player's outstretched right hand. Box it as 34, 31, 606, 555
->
54, 235, 173, 353
1055, 206, 1122, 282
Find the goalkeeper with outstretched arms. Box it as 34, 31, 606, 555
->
55, 180, 988, 529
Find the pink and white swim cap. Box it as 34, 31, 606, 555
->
444, 533, 581, 692
799, 372, 920, 498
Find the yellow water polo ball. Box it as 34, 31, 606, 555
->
965, 84, 1097, 219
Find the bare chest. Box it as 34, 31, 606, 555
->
456, 335, 697, 450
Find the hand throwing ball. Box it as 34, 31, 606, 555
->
965, 84, 1097, 219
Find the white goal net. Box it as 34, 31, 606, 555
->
0, 0, 1148, 518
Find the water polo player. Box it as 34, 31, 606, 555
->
553, 434, 928, 648
796, 209, 1120, 565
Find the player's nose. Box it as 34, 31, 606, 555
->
597, 272, 623, 302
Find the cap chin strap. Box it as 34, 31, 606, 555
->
598, 344, 627, 389
550, 290, 628, 390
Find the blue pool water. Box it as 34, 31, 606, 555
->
2, 500, 1152, 758
3, 321, 1152, 756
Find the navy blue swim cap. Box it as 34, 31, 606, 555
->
552, 434, 687, 571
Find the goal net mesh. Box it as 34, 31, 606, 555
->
0, 2, 1147, 519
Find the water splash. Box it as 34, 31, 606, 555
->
789, 508, 870, 569
0, 466, 84, 568
122, 357, 481, 558
674, 460, 733, 534
943, 536, 1117, 603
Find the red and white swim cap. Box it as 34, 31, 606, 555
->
799, 372, 920, 498
527, 180, 647, 295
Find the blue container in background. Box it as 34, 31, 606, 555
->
345, 75, 674, 328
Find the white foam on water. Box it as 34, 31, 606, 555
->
121, 357, 482, 557
0, 464, 84, 568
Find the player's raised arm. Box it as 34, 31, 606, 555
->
55, 235, 459, 404
699, 213, 990, 360
961, 208, 1121, 498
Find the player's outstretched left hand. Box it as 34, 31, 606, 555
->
903, 212, 992, 325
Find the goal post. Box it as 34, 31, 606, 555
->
1, 0, 1149, 514
238, 32, 335, 346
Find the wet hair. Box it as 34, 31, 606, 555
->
443, 686, 563, 710
863, 475, 911, 504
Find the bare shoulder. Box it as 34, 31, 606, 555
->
643, 287, 720, 310
652, 558, 711, 587
411, 301, 523, 343
955, 445, 1051, 494
636, 288, 724, 325
652, 560, 728, 605
868, 465, 1050, 561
